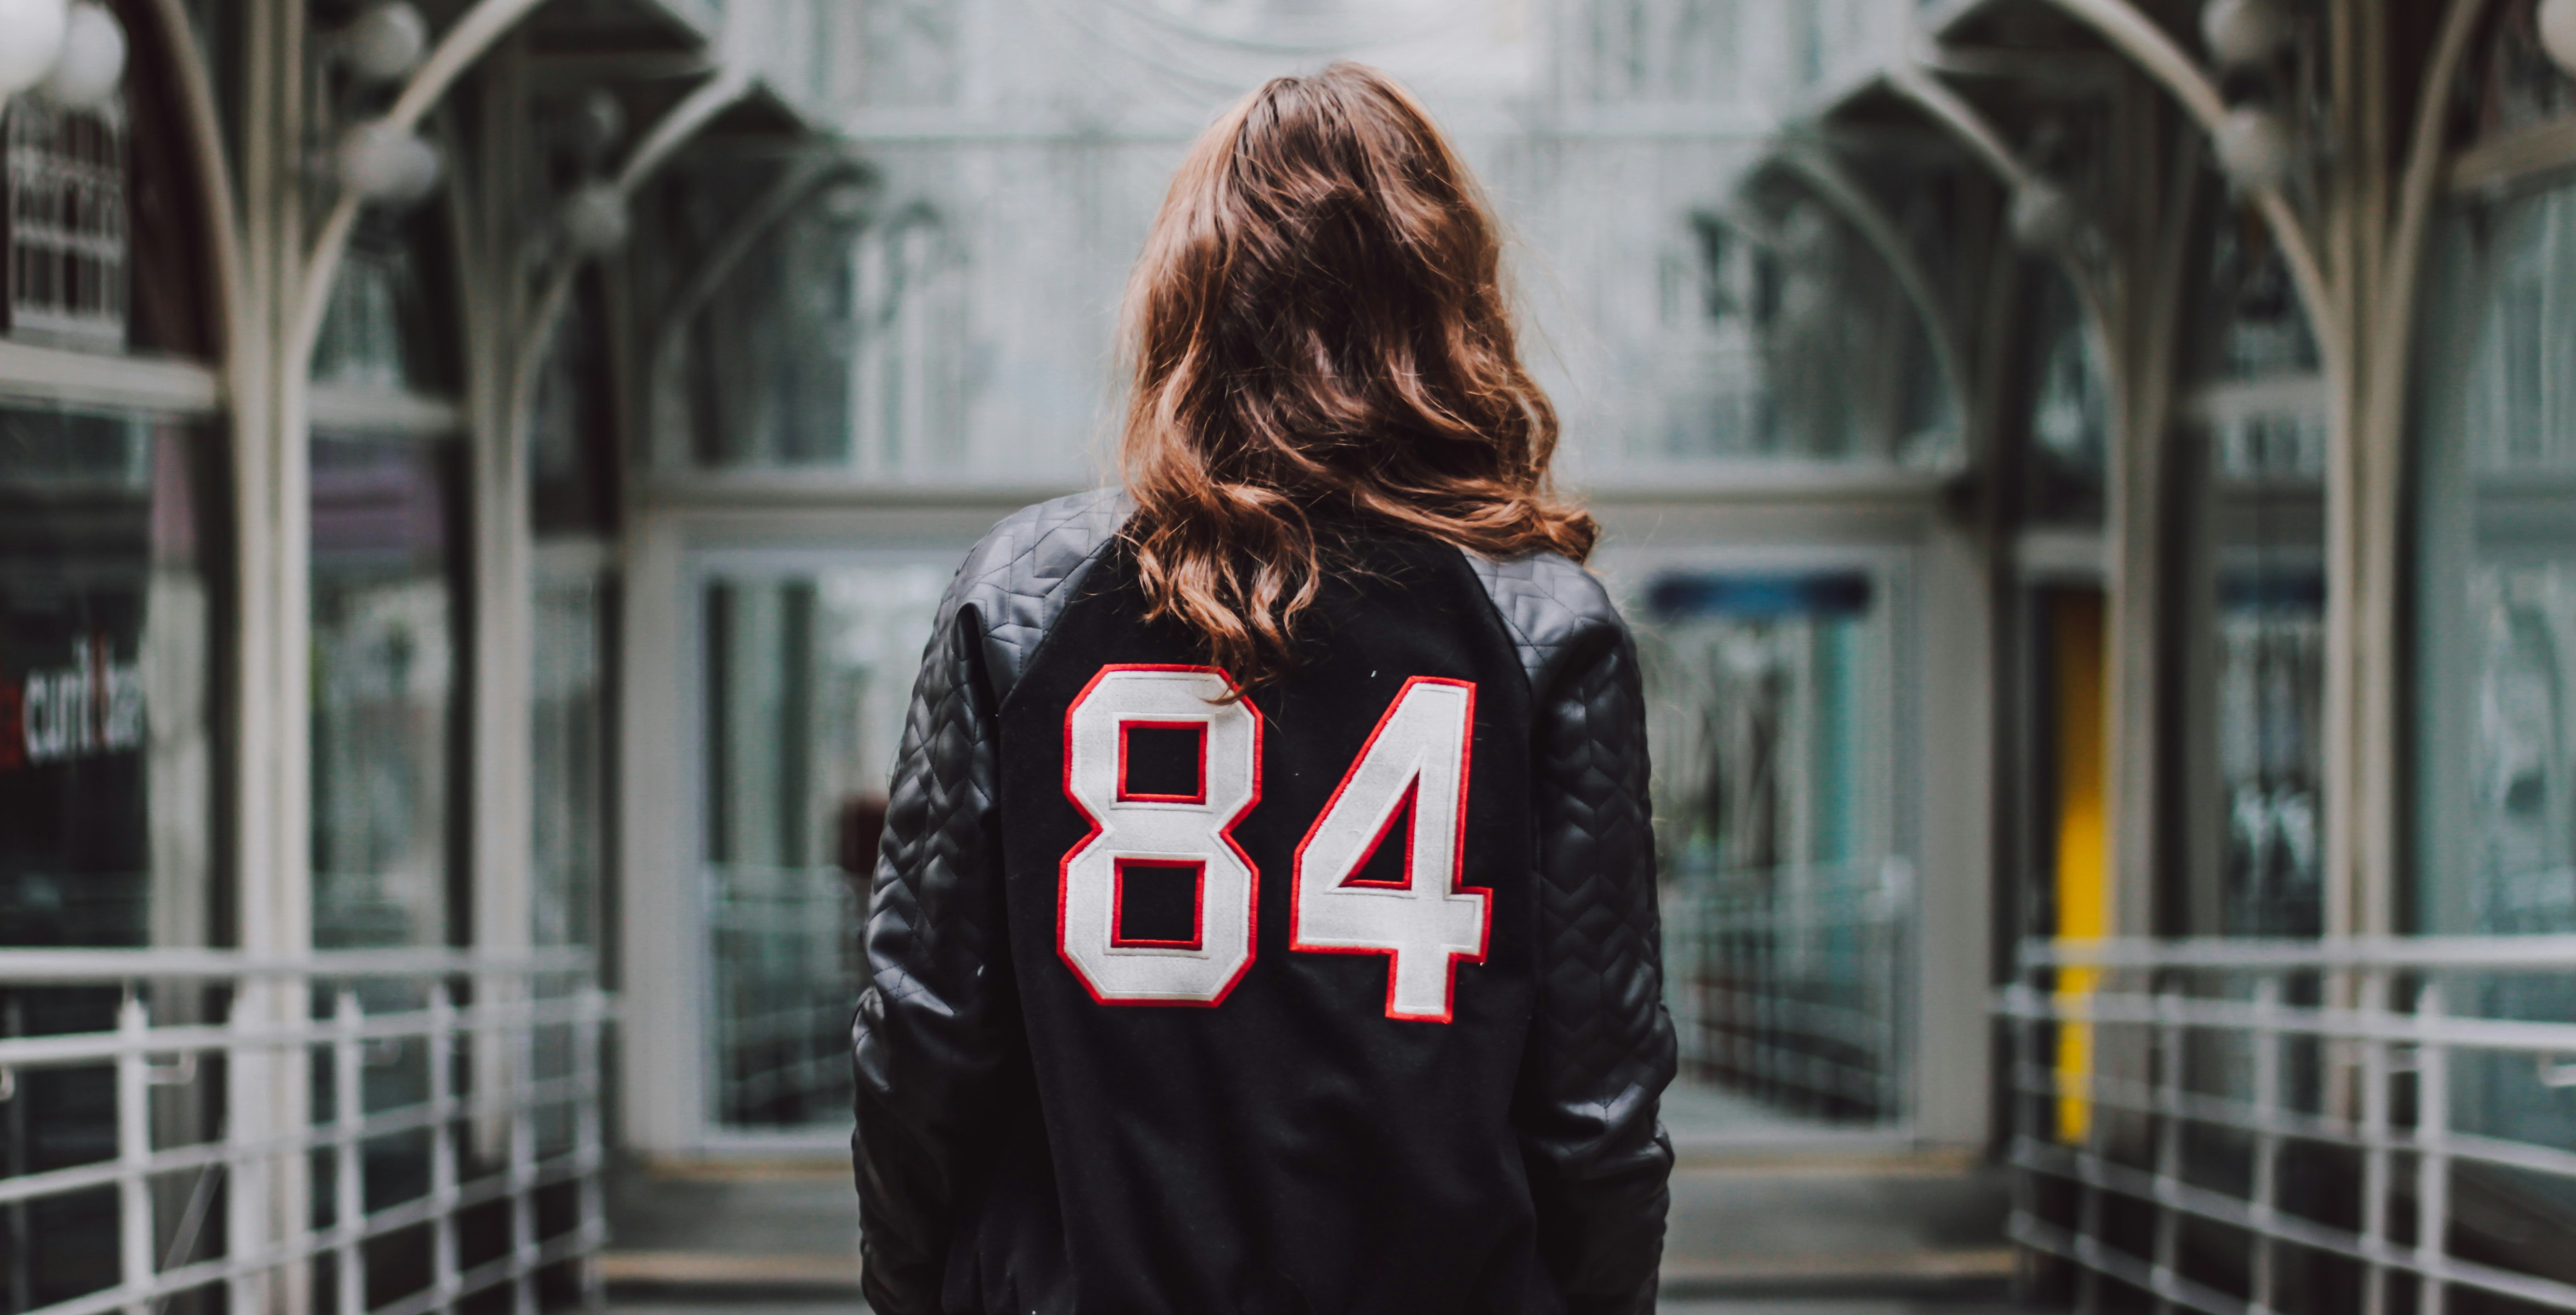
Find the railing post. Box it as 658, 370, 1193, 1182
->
2075, 962, 2104, 1315
333, 989, 365, 1315
116, 991, 153, 1315
574, 985, 608, 1312
225, 980, 272, 1315
430, 980, 461, 1312
2250, 974, 2283, 1315
2152, 974, 2182, 1315
2361, 968, 2392, 1315
2007, 955, 2039, 1304
511, 976, 540, 1315
2417, 979, 2449, 1315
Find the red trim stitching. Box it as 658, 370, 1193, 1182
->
1115, 718, 1209, 805
1110, 856, 1207, 950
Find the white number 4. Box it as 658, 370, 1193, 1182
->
1057, 668, 1487, 1021
1290, 677, 1486, 1021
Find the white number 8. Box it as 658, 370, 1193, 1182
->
1057, 667, 1486, 1021
1058, 665, 1263, 1005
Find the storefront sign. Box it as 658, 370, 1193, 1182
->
0, 636, 144, 769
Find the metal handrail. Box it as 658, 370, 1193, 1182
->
0, 949, 615, 1315
2001, 933, 2576, 1315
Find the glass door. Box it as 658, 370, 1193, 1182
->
686, 550, 959, 1137
1607, 548, 1914, 1131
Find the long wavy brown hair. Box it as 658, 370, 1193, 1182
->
1119, 62, 1595, 688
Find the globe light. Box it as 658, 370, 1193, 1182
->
0, 0, 70, 100
561, 182, 631, 255
2010, 181, 2076, 253
569, 88, 626, 159
2542, 0, 2576, 78
338, 120, 443, 205
345, 2, 429, 84
2202, 0, 2293, 71
2214, 105, 2295, 191
39, 1, 124, 110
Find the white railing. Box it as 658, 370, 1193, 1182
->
1663, 859, 1911, 1123
0, 948, 611, 1315
2000, 934, 2576, 1314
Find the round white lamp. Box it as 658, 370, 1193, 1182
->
2541, 0, 2576, 77
0, 0, 70, 100
2202, 0, 2293, 70
2010, 181, 2077, 253
570, 88, 626, 159
40, 2, 125, 110
561, 182, 631, 255
339, 120, 443, 205
346, 2, 428, 84
2214, 105, 2295, 191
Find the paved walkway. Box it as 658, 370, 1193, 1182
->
603, 1083, 2041, 1313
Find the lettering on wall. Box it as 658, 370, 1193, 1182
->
0, 638, 146, 770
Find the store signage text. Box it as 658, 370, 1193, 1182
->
0, 638, 145, 770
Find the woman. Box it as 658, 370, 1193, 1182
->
851, 62, 1674, 1315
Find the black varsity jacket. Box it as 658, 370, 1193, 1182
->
850, 490, 1676, 1315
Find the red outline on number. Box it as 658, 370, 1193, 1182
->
1110, 857, 1207, 950
1058, 664, 1264, 1008
1288, 676, 1487, 1024
1116, 719, 1209, 805
1338, 778, 1418, 889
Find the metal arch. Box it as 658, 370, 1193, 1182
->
507, 71, 759, 436
2035, 0, 2342, 390
1886, 60, 2042, 196
1884, 57, 2131, 488
289, 0, 556, 375
1771, 145, 1974, 450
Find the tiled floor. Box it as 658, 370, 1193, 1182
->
604, 1083, 2040, 1311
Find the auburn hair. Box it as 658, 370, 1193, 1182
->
1118, 61, 1596, 689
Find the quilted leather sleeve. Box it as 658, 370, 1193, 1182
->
851, 490, 1127, 1313
1469, 552, 1678, 1315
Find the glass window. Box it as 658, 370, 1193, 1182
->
1629, 563, 1909, 1128
533, 570, 609, 950
0, 407, 220, 948
697, 556, 951, 1131
2415, 180, 2576, 936
530, 277, 617, 537
2022, 264, 2110, 525
5, 98, 130, 351
313, 204, 462, 395
686, 197, 871, 470
310, 433, 464, 950
2180, 196, 2328, 938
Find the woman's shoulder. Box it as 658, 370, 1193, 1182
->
940, 488, 1136, 696
1450, 546, 1630, 691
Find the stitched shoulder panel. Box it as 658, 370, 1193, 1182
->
1462, 548, 1629, 691
952, 487, 1133, 700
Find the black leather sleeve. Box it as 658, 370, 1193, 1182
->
1469, 553, 1679, 1315
852, 491, 1127, 1314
